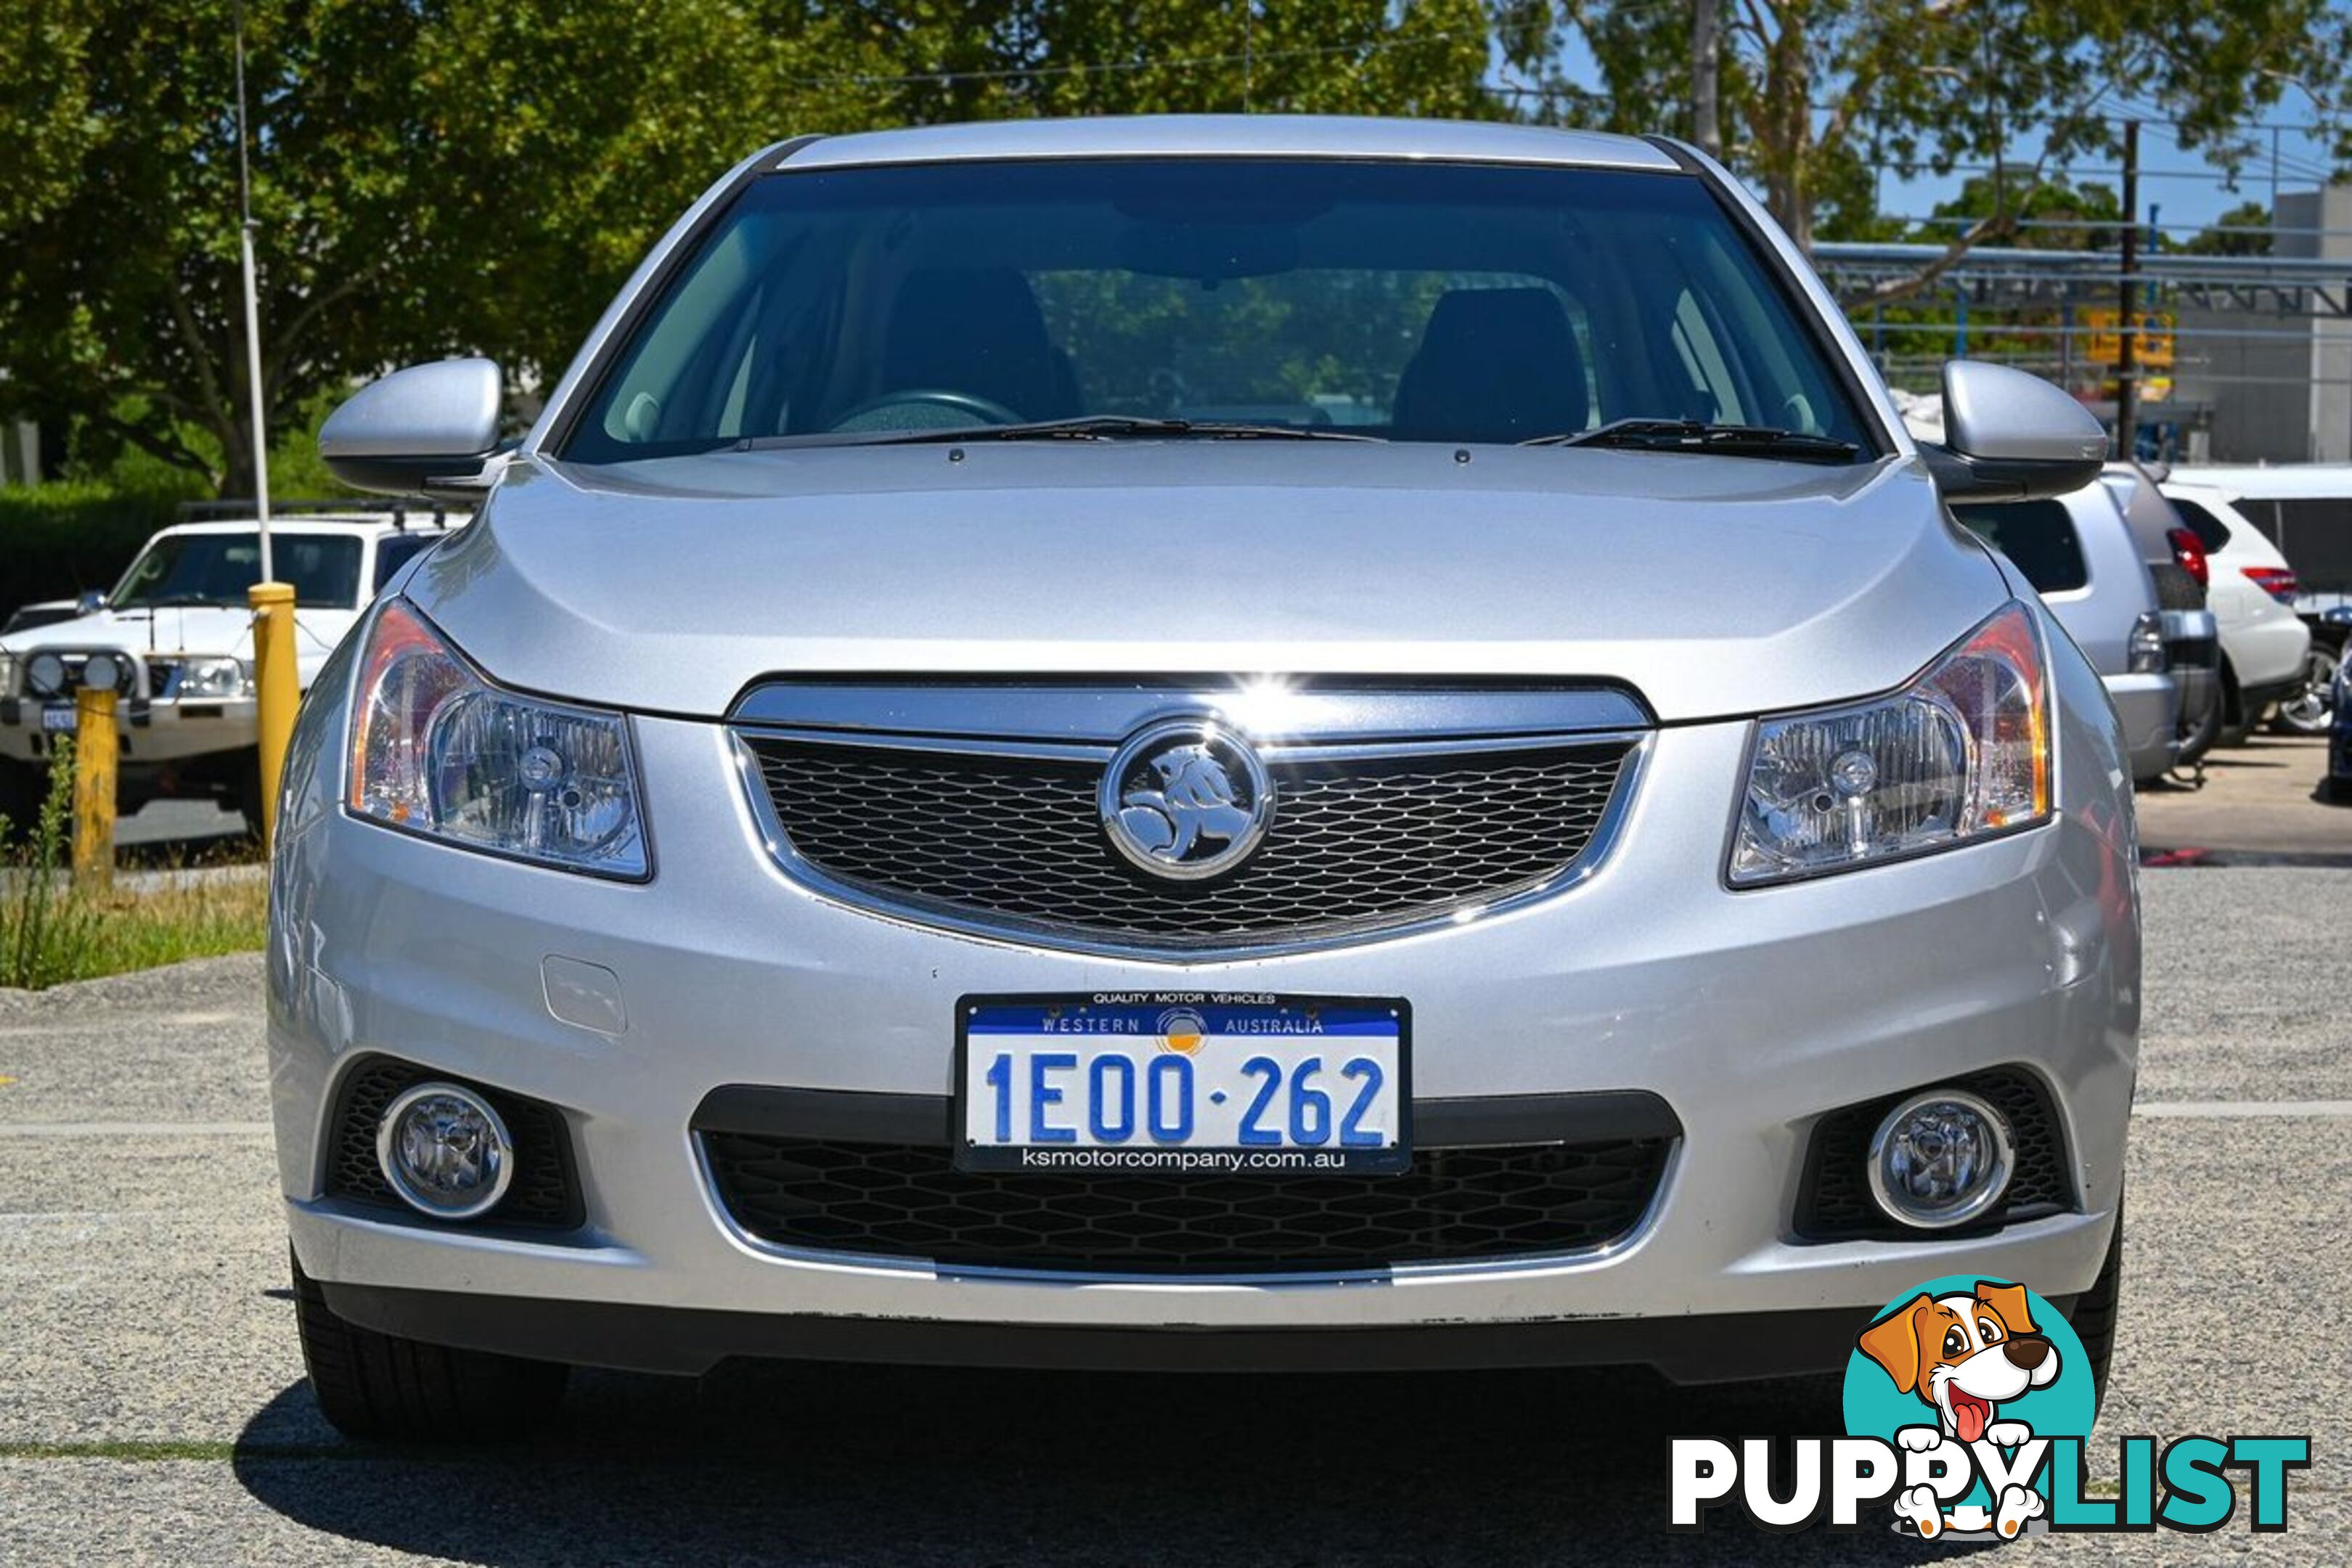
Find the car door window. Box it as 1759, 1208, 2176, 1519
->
1952, 500, 2089, 594
2164, 497, 2231, 552
372, 534, 438, 594
2270, 497, 2352, 592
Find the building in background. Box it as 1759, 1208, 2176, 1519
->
2173, 185, 2352, 465
1822, 184, 2352, 465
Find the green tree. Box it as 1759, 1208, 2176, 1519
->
1923, 173, 2126, 253
2181, 199, 2273, 255
0, 1, 1497, 496
0, 1, 894, 497
1501, 0, 2348, 299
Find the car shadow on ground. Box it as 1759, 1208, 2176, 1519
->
114, 833, 259, 870
231, 1363, 1993, 1565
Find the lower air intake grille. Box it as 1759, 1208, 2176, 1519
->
700, 1133, 1670, 1274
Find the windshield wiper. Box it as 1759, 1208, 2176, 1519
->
751, 415, 1381, 449
1524, 418, 1861, 463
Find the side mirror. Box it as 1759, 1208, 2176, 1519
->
319, 359, 503, 496
1919, 360, 2110, 504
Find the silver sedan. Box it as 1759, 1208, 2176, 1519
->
268, 115, 2135, 1439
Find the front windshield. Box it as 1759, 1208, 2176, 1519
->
111, 533, 362, 611
562, 158, 1873, 460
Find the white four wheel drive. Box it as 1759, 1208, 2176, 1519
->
0, 503, 462, 833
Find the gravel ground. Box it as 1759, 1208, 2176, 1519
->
0, 870, 2344, 1564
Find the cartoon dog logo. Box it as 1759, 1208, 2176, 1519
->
1857, 1281, 2062, 1539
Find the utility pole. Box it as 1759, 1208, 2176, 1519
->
2115, 119, 2141, 461
233, 0, 271, 571
234, 0, 295, 851
1691, 0, 1722, 158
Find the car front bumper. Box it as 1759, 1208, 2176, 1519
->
2103, 670, 2179, 781
0, 695, 258, 765
269, 707, 2139, 1379
2224, 608, 2313, 695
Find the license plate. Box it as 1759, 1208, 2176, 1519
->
39, 704, 75, 732
956, 993, 1410, 1175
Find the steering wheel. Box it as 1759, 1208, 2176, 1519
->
826, 389, 1024, 433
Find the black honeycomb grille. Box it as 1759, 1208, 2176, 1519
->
700, 1133, 1670, 1274
743, 738, 1634, 947
325, 1055, 584, 1230
1796, 1068, 2073, 1241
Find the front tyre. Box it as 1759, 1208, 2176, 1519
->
2271, 647, 2338, 736
2072, 1195, 2123, 1421
222, 751, 268, 839
292, 1250, 568, 1441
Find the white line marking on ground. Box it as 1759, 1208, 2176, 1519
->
2134, 1101, 2352, 1119
0, 1122, 273, 1138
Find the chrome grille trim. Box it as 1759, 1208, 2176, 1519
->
727, 682, 1650, 743
730, 722, 1649, 767
727, 685, 1649, 960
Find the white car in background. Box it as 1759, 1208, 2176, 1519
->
0, 505, 460, 832
2158, 470, 2318, 738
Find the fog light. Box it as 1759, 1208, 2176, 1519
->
1866, 1088, 2014, 1229
25, 652, 68, 698
375, 1082, 514, 1220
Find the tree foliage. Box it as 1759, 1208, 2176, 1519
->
2180, 199, 2274, 255
2, 0, 2347, 494
0, 1, 1493, 496
1507, 0, 2349, 298
1926, 173, 2126, 252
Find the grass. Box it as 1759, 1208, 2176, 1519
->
1, 744, 269, 990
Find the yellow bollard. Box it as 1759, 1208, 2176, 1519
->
72, 683, 118, 891
250, 581, 300, 852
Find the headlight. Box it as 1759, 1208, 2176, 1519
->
1730, 601, 2051, 886
176, 656, 252, 699
348, 599, 649, 878
2126, 611, 2165, 674
0, 652, 15, 696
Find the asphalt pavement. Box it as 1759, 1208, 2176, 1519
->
2134, 733, 2350, 862
0, 870, 2345, 1564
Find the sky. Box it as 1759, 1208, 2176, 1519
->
1886, 115, 2345, 237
